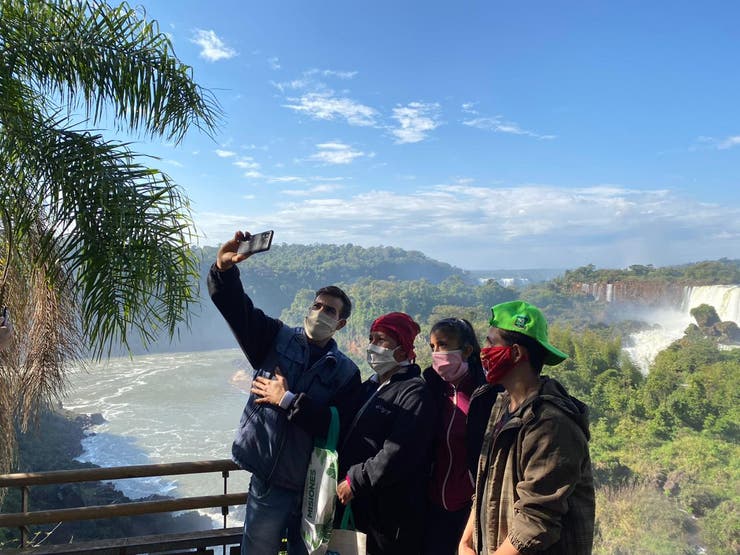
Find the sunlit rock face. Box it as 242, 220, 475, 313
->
576, 281, 686, 306
574, 282, 739, 323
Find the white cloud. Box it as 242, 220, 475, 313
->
163, 159, 184, 167
391, 102, 442, 144
191, 29, 237, 62
268, 176, 304, 183
691, 135, 740, 151
272, 68, 356, 97
234, 157, 260, 169
195, 184, 740, 270
271, 78, 313, 93
215, 149, 236, 158
268, 57, 281, 70
274, 69, 358, 91
314, 69, 358, 79
281, 184, 342, 196
717, 135, 740, 149
244, 171, 263, 179
284, 91, 377, 127
461, 102, 478, 114
309, 142, 366, 165
463, 116, 556, 140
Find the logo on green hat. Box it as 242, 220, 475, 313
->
514, 314, 529, 329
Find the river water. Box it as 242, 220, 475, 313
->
64, 348, 254, 525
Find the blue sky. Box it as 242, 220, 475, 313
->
132, 0, 739, 270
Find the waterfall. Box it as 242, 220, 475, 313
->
624, 284, 740, 373
681, 285, 740, 324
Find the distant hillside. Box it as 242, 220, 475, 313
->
117, 251, 740, 356
120, 243, 471, 354
468, 268, 564, 288
560, 258, 740, 287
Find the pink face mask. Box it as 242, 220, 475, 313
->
431, 350, 469, 383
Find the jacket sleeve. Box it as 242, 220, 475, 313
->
508, 409, 589, 553
207, 263, 281, 369
287, 369, 363, 439
347, 380, 436, 496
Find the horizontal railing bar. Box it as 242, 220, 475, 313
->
0, 459, 239, 487
0, 492, 247, 527
0, 527, 244, 555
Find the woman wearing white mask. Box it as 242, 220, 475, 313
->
334, 311, 436, 555
421, 318, 500, 555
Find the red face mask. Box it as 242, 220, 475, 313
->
480, 345, 516, 384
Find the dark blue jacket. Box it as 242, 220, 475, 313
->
208, 264, 360, 491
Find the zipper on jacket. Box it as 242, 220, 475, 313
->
266, 353, 335, 484
441, 387, 458, 511
266, 411, 289, 482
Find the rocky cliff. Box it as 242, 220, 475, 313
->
574, 282, 740, 325
575, 281, 687, 307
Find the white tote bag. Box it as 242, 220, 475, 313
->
326, 503, 366, 555
301, 407, 340, 555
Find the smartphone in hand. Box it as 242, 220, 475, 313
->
237, 230, 274, 256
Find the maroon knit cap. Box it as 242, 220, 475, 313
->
370, 312, 421, 360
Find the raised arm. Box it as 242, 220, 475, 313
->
207, 231, 281, 369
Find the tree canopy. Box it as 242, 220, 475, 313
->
0, 0, 220, 477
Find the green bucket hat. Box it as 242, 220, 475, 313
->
489, 300, 568, 366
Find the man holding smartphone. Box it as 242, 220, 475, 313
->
208, 230, 361, 555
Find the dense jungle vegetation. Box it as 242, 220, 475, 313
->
559, 258, 740, 286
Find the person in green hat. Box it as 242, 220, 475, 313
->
459, 300, 595, 555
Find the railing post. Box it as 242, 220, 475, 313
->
221, 470, 229, 529
20, 485, 29, 548
222, 470, 230, 555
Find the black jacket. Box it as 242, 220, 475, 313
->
465, 383, 502, 476
339, 365, 436, 553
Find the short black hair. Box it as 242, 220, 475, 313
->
315, 285, 352, 320
498, 328, 546, 374
431, 318, 484, 384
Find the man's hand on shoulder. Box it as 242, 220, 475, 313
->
216, 231, 251, 271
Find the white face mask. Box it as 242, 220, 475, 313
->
366, 343, 399, 376
304, 310, 338, 342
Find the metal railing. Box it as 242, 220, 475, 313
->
0, 459, 247, 554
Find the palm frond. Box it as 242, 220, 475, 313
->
0, 0, 221, 481
0, 0, 222, 142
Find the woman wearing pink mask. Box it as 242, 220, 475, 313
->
421, 318, 500, 555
